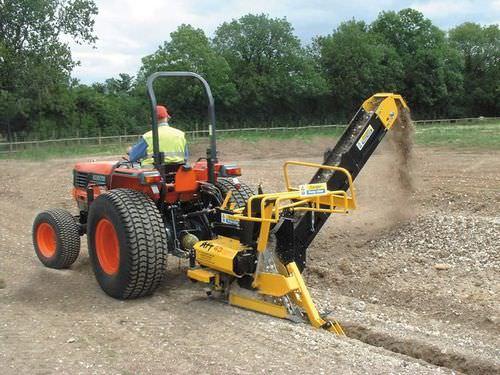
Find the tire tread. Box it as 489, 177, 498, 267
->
90, 189, 167, 299
216, 178, 254, 208
33, 209, 80, 269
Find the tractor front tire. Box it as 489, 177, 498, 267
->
33, 209, 81, 269
87, 189, 168, 299
216, 177, 254, 208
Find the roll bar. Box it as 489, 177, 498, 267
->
146, 71, 218, 183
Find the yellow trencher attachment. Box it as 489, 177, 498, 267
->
189, 161, 355, 335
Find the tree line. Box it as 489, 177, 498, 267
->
1, 1, 499, 141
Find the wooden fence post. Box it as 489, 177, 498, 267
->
98, 129, 102, 145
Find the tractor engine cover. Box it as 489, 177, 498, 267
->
193, 236, 256, 277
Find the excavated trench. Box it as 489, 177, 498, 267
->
344, 322, 499, 374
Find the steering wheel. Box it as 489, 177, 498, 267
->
115, 157, 134, 169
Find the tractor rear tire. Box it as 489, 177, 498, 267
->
216, 177, 254, 208
33, 209, 81, 269
87, 189, 168, 299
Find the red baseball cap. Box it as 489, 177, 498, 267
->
156, 105, 170, 120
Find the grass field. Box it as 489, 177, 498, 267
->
1, 122, 498, 160
414, 123, 500, 148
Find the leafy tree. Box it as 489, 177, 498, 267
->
1, 5, 498, 141
314, 20, 404, 118
213, 14, 327, 123
105, 73, 135, 95
0, 0, 98, 138
371, 8, 464, 117
449, 23, 500, 116
69, 79, 148, 137
138, 24, 236, 127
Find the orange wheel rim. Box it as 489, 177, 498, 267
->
36, 222, 57, 258
95, 218, 120, 275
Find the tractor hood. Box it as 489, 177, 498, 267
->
74, 161, 116, 176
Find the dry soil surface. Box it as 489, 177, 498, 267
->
0, 136, 499, 374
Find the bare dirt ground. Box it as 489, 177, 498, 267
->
0, 136, 499, 374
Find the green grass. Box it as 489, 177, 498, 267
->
216, 127, 346, 141
0, 143, 126, 160
1, 122, 498, 160
415, 123, 500, 149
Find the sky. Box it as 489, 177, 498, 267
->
70, 0, 500, 83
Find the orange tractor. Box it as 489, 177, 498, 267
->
33, 72, 253, 299
32, 72, 409, 334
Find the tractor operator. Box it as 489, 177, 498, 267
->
128, 105, 188, 165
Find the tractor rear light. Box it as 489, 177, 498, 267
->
139, 171, 162, 185
225, 167, 241, 176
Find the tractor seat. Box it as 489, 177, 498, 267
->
158, 163, 185, 183
159, 163, 185, 175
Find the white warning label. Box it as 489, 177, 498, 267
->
356, 124, 374, 151
299, 182, 328, 197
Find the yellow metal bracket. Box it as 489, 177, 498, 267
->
220, 190, 233, 210
362, 93, 409, 129
232, 261, 345, 335
227, 161, 356, 226
283, 161, 355, 197
187, 268, 216, 283
229, 293, 289, 319
220, 161, 357, 254
285, 262, 345, 335
254, 272, 300, 297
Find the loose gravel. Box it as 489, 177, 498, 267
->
372, 214, 499, 271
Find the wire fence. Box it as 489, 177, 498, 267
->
1, 116, 499, 154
